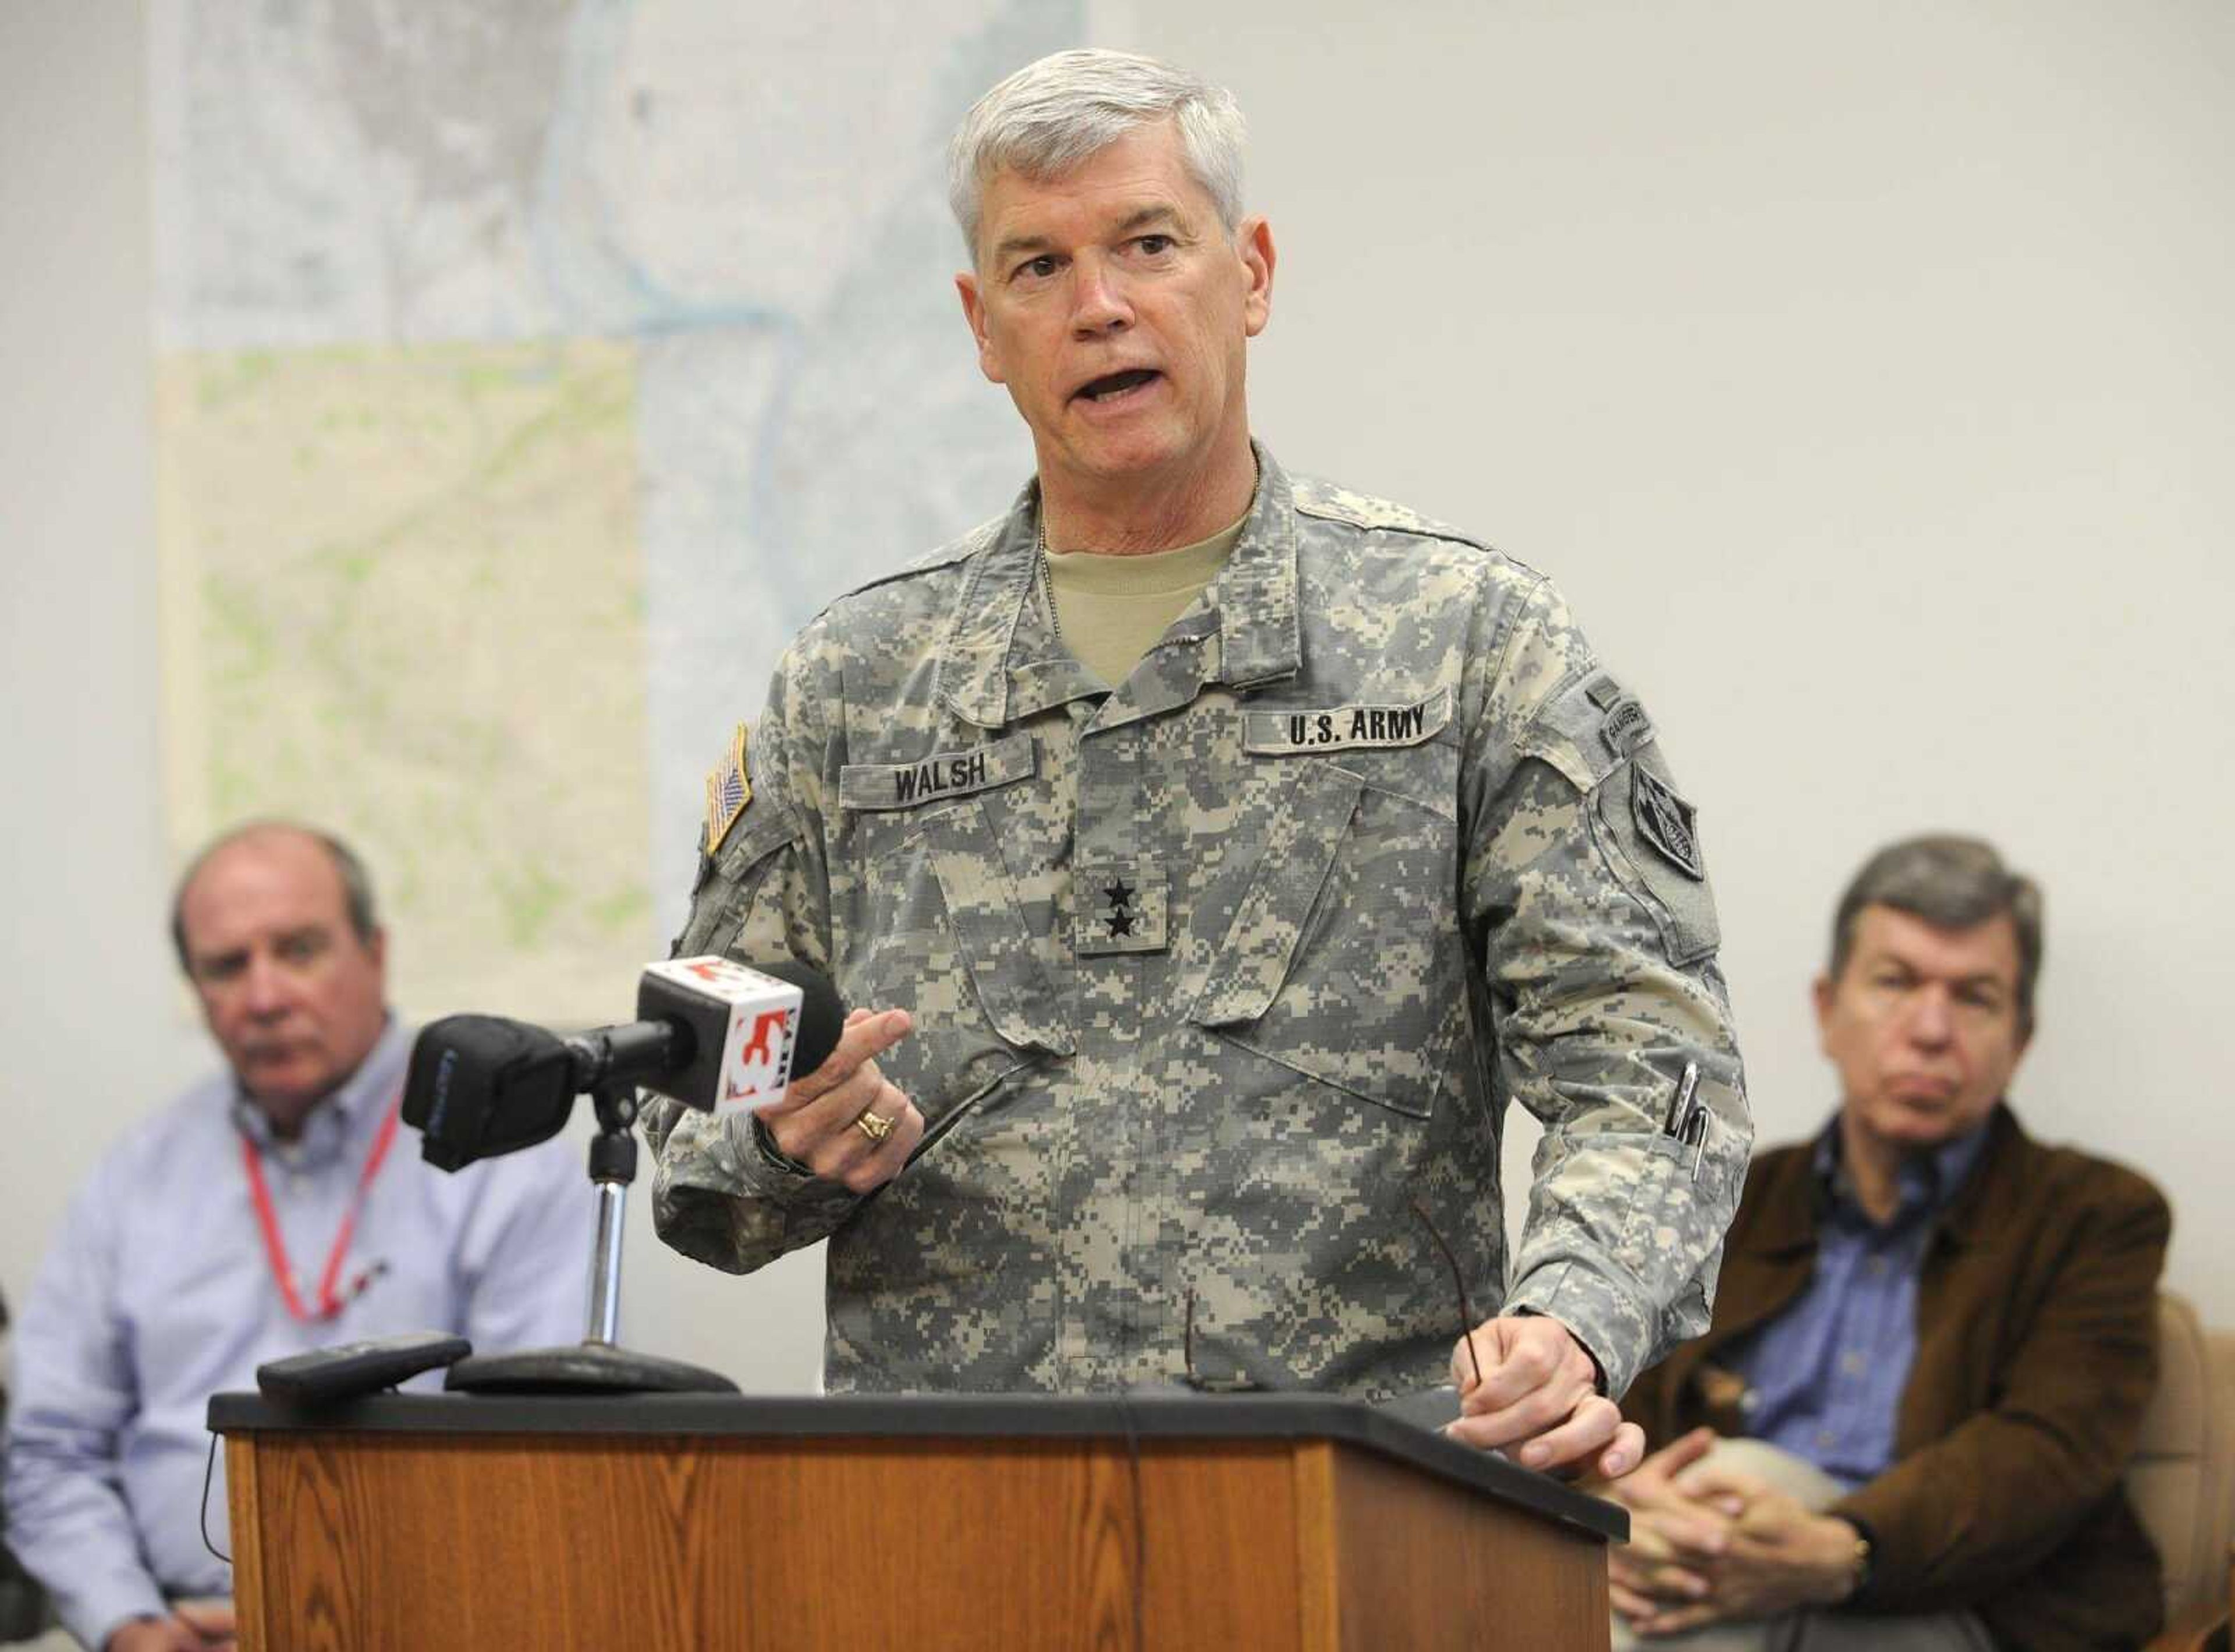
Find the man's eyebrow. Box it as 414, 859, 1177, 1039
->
1112, 204, 1186, 237
989, 204, 1192, 267
991, 231, 1055, 265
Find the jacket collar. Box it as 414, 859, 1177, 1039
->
1934, 1103, 2026, 1249
936, 442, 1301, 729
1747, 1102, 2024, 1258
1211, 445, 1303, 689
230, 1014, 407, 1170
1810, 1109, 1993, 1229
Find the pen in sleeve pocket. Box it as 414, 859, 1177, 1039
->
1664, 1061, 1701, 1135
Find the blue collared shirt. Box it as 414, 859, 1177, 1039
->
2, 1021, 593, 1649
1720, 1117, 1991, 1489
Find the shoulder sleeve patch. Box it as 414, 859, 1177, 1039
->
696, 717, 802, 883
704, 723, 751, 854
1521, 669, 1612, 792
1517, 669, 1720, 962
1520, 667, 1663, 791
1590, 746, 1719, 964
1631, 765, 1705, 880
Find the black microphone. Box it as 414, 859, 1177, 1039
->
403, 1015, 575, 1171
403, 958, 847, 1171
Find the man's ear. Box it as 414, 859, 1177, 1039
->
1238, 215, 1275, 337
955, 272, 1005, 385
1810, 972, 1837, 1054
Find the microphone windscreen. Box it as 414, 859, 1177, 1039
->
404, 1015, 576, 1171
751, 958, 847, 1075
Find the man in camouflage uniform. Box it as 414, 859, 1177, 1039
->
645, 49, 1750, 1476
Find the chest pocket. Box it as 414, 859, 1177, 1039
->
849, 796, 1074, 1121
1186, 744, 1464, 1120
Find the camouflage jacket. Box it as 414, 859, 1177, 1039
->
644, 447, 1750, 1400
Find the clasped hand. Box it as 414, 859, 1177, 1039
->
106, 1598, 235, 1651
1605, 1428, 1861, 1636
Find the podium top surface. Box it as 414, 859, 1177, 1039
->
210, 1388, 1626, 1542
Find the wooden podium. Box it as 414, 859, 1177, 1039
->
209, 1390, 1623, 1650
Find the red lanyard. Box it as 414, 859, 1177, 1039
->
241, 1093, 404, 1323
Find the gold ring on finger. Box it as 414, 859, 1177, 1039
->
852, 1107, 896, 1144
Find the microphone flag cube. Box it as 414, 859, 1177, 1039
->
636, 957, 806, 1113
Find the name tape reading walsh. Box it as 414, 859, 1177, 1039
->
839, 731, 1038, 812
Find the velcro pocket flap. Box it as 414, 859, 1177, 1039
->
714, 790, 801, 877
675, 794, 804, 957
1519, 668, 1638, 794
921, 801, 1075, 1056
1189, 763, 1363, 1026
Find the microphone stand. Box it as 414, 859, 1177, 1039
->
445, 1077, 736, 1395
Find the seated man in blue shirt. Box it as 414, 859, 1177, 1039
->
1610, 834, 2169, 1651
0, 1289, 55, 1640
2, 823, 591, 1652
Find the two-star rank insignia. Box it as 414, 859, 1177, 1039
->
1074, 861, 1166, 955
704, 723, 751, 855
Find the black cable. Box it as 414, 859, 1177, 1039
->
1411, 1198, 1484, 1388
198, 1431, 232, 1565
1117, 1392, 1145, 1652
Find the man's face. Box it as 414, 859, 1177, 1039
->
955, 121, 1273, 498
178, 830, 389, 1125
1814, 904, 2030, 1154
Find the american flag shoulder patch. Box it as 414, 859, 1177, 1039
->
704, 723, 752, 855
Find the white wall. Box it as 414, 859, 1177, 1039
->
1124, 0, 2235, 1318
5, 1, 2231, 1408
1, 1, 214, 1338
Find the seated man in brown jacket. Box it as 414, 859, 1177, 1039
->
1612, 834, 2169, 1651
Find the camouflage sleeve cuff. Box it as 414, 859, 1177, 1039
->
1503, 1261, 1654, 1401
647, 1104, 861, 1273
749, 1113, 819, 1179
670, 1108, 861, 1212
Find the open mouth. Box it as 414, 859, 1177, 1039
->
1073, 368, 1161, 404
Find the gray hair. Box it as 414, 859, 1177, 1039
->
171, 820, 381, 972
947, 49, 1247, 259
1828, 833, 2044, 1038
